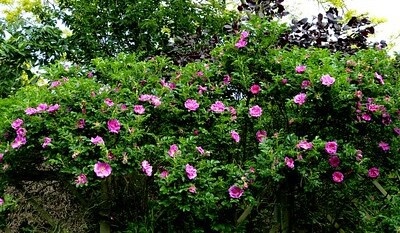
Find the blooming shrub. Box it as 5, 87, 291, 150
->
1, 18, 400, 232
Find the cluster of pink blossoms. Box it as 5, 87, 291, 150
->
235, 31, 249, 48
11, 118, 27, 149
25, 103, 60, 115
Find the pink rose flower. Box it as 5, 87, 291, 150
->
196, 146, 204, 155
368, 167, 379, 179
94, 162, 112, 178
231, 130, 240, 143
91, 136, 104, 145
75, 174, 88, 186
379, 141, 390, 151
36, 103, 48, 113
134, 105, 145, 114
249, 105, 263, 118
139, 94, 153, 102
42, 137, 52, 148
223, 75, 231, 85
256, 130, 267, 143
11, 118, 24, 129
160, 170, 169, 179
25, 107, 38, 115
210, 101, 226, 113
329, 156, 340, 167
168, 144, 179, 157
235, 39, 247, 48
11, 136, 26, 149
295, 65, 306, 74
0, 198, 4, 205
188, 185, 197, 194
250, 84, 261, 94
185, 164, 197, 180
228, 185, 244, 198
107, 119, 121, 133
325, 141, 338, 154
294, 93, 307, 105
320, 74, 335, 86
285, 157, 295, 169
296, 140, 313, 150
184, 99, 200, 111
141, 160, 153, 176
16, 128, 27, 137
104, 98, 114, 107
332, 171, 344, 183
150, 96, 161, 107
47, 104, 60, 113
375, 72, 384, 84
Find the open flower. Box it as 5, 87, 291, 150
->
107, 119, 121, 133
296, 140, 313, 150
91, 136, 104, 145
184, 99, 199, 111
134, 105, 145, 114
294, 93, 306, 105
256, 130, 267, 143
94, 162, 112, 178
285, 157, 295, 169
11, 118, 24, 129
168, 144, 179, 157
295, 65, 306, 74
228, 185, 244, 198
210, 101, 225, 113
185, 164, 197, 180
368, 167, 379, 178
320, 74, 335, 86
332, 171, 344, 183
249, 105, 262, 118
141, 160, 153, 176
250, 84, 261, 94
75, 174, 88, 186
325, 141, 338, 154
42, 137, 52, 148
231, 130, 240, 143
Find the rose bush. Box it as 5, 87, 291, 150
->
0, 17, 400, 232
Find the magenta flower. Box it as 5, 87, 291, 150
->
228, 185, 244, 199
329, 156, 340, 167
77, 119, 85, 129
25, 107, 38, 115
375, 72, 384, 84
134, 105, 145, 114
223, 75, 231, 85
320, 74, 335, 86
75, 174, 88, 186
332, 171, 344, 183
36, 103, 48, 113
250, 84, 261, 94
361, 113, 371, 121
368, 167, 380, 178
107, 119, 121, 133
198, 85, 207, 94
11, 136, 26, 149
160, 170, 169, 179
51, 80, 61, 88
249, 105, 263, 118
94, 162, 112, 178
235, 39, 247, 48
210, 101, 226, 113
42, 137, 52, 148
256, 130, 267, 143
294, 93, 307, 105
104, 98, 114, 107
296, 140, 313, 150
188, 185, 197, 194
11, 118, 24, 129
139, 94, 153, 102
16, 128, 27, 137
120, 104, 128, 111
91, 136, 104, 145
0, 198, 3, 205
231, 130, 240, 143
150, 96, 161, 107
379, 141, 390, 151
185, 164, 197, 180
168, 144, 179, 157
141, 160, 153, 176
184, 99, 200, 111
367, 104, 380, 112
0, 153, 3, 162
285, 157, 295, 169
295, 65, 306, 74
301, 80, 311, 89
47, 104, 60, 113
240, 31, 249, 39
196, 146, 204, 155
325, 141, 338, 154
